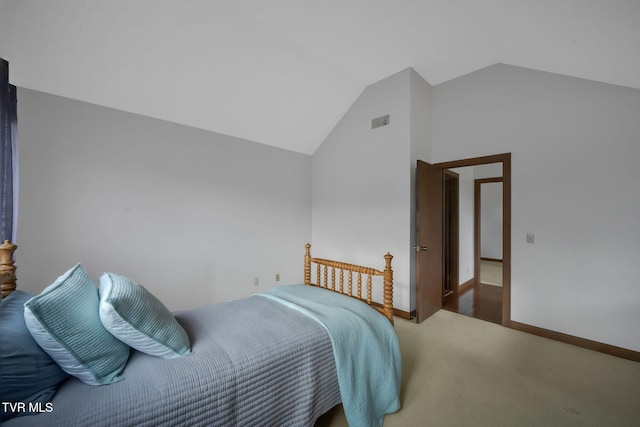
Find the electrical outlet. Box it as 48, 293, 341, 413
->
527, 233, 535, 244
253, 277, 259, 286
275, 274, 280, 282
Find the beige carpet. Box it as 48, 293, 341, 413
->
316, 310, 640, 427
480, 260, 502, 287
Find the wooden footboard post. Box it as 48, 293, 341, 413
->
383, 252, 394, 324
0, 240, 17, 298
304, 243, 311, 285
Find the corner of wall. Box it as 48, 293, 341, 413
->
407, 69, 434, 311
311, 68, 415, 312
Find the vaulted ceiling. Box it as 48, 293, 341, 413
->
2, 0, 639, 154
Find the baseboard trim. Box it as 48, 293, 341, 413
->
393, 308, 416, 320
509, 320, 640, 363
457, 277, 475, 294
395, 308, 414, 320
369, 301, 413, 320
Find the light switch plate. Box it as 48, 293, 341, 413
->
372, 114, 390, 129
527, 233, 535, 244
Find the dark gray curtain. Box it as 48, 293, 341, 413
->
0, 57, 18, 243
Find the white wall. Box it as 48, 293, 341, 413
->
312, 68, 414, 312
432, 64, 640, 352
474, 162, 503, 260
480, 182, 503, 260
15, 63, 640, 353
16, 88, 311, 311
473, 163, 502, 180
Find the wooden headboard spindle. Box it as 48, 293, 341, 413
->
323, 265, 328, 289
303, 243, 394, 323
383, 252, 393, 321
0, 240, 17, 299
331, 267, 336, 291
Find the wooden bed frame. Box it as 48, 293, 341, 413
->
0, 240, 17, 299
0, 241, 394, 323
304, 243, 394, 323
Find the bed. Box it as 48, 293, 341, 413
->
1, 241, 401, 427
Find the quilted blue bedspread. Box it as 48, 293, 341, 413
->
258, 284, 402, 427
6, 295, 341, 427
6, 285, 400, 427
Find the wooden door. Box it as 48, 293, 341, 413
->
415, 160, 443, 323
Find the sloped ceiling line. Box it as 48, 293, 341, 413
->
1, 0, 639, 154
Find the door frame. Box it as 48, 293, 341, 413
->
444, 170, 459, 298
435, 153, 512, 326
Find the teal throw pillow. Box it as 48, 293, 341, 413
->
99, 272, 191, 358
23, 264, 130, 385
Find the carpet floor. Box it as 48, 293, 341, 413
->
480, 260, 502, 287
316, 310, 640, 426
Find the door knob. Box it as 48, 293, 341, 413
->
414, 245, 429, 252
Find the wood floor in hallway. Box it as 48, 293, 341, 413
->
443, 281, 502, 325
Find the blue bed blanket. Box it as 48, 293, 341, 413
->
258, 284, 402, 427
5, 295, 341, 427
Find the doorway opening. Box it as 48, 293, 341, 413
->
476, 177, 504, 289
443, 174, 504, 324
415, 153, 511, 326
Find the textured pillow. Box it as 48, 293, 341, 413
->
99, 272, 191, 358
23, 264, 130, 386
0, 290, 70, 421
